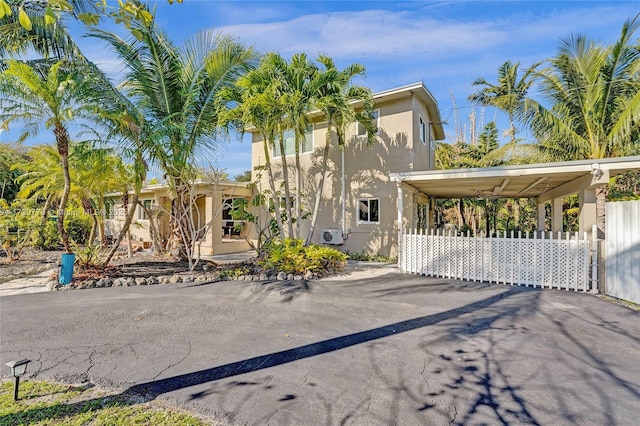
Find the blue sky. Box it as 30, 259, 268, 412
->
2, 0, 639, 178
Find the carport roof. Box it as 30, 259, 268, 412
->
390, 156, 640, 200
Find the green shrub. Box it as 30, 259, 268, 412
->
75, 244, 102, 268
67, 213, 92, 245
258, 238, 347, 275
33, 220, 60, 250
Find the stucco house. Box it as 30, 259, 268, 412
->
105, 180, 254, 255
249, 82, 446, 257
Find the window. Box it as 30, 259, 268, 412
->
357, 109, 379, 136
137, 200, 152, 220
419, 116, 427, 145
273, 125, 313, 157
358, 198, 380, 223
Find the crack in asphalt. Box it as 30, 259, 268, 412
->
151, 341, 193, 381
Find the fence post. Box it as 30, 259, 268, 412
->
591, 224, 599, 293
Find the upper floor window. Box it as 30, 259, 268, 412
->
273, 125, 313, 157
358, 198, 380, 224
419, 116, 427, 145
357, 109, 379, 136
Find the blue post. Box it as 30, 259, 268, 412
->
59, 253, 75, 285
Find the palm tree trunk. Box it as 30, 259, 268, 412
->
295, 135, 302, 239
305, 136, 331, 246
262, 135, 285, 240
54, 125, 72, 253
102, 191, 139, 267
38, 195, 53, 243
278, 133, 294, 238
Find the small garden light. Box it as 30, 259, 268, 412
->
6, 359, 31, 401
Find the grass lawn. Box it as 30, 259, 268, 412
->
0, 379, 211, 425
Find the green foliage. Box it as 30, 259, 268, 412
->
0, 198, 36, 260
34, 220, 61, 250
258, 238, 347, 275
345, 251, 397, 263
74, 243, 101, 268
66, 212, 92, 245
218, 265, 252, 280
234, 169, 252, 182
0, 379, 206, 425
0, 144, 27, 203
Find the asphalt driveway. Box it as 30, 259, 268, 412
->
1, 265, 639, 425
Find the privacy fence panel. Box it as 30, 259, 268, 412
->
606, 200, 640, 304
401, 229, 592, 291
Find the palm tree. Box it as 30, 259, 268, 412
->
279, 53, 318, 238
0, 59, 96, 252
224, 60, 287, 240
92, 14, 258, 259
13, 144, 64, 240
305, 56, 377, 245
0, 0, 95, 60
469, 60, 538, 143
519, 14, 640, 236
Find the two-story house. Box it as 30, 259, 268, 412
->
249, 82, 445, 257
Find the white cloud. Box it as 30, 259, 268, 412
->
218, 10, 506, 59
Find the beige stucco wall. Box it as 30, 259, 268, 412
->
250, 92, 438, 257
105, 182, 255, 255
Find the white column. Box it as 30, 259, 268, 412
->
537, 200, 546, 232
552, 197, 563, 233
397, 181, 404, 267
579, 187, 597, 238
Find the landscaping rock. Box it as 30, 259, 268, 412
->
170, 275, 182, 284
125, 277, 135, 286
287, 274, 294, 281
294, 275, 302, 281
46, 280, 59, 291
135, 277, 147, 286
303, 271, 313, 280
259, 273, 268, 281
147, 276, 158, 285
277, 272, 286, 281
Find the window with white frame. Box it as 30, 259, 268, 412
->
273, 125, 313, 157
357, 109, 379, 136
419, 116, 427, 145
358, 198, 380, 223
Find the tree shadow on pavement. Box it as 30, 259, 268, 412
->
124, 287, 526, 398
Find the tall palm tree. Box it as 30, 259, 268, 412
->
519, 14, 640, 236
305, 56, 377, 245
224, 60, 287, 239
92, 15, 258, 259
13, 144, 64, 238
469, 60, 538, 143
0, 59, 96, 252
280, 53, 318, 239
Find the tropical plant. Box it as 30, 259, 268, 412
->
0, 143, 27, 202
0, 0, 94, 60
305, 55, 377, 245
92, 13, 259, 262
469, 60, 538, 143
0, 59, 99, 252
519, 14, 640, 236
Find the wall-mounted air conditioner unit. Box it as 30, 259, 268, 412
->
321, 229, 344, 245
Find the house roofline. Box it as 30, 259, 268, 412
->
247, 81, 446, 140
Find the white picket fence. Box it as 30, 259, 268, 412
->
400, 229, 594, 291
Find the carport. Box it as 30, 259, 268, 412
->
390, 156, 640, 292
